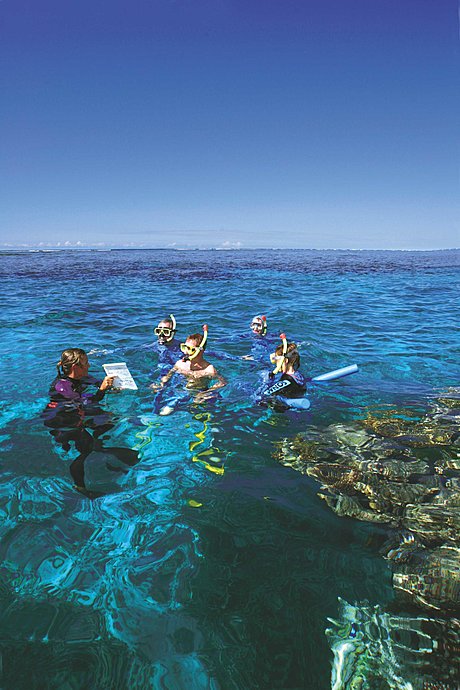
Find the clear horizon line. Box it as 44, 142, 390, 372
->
0, 246, 459, 253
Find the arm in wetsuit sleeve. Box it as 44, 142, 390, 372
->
54, 377, 107, 405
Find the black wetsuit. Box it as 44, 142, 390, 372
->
44, 374, 139, 491
259, 370, 309, 411
43, 375, 114, 487
262, 371, 307, 398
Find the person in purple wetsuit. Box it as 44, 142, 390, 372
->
43, 348, 137, 493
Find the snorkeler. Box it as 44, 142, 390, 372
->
243, 314, 277, 363
151, 325, 227, 414
259, 335, 309, 411
43, 348, 138, 493
250, 314, 268, 337
153, 314, 182, 372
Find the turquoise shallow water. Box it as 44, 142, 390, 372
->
0, 249, 459, 689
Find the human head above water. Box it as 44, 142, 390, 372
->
155, 314, 177, 344
250, 314, 267, 336
180, 335, 204, 361
187, 333, 204, 348
180, 325, 208, 361
57, 348, 89, 378
274, 342, 300, 371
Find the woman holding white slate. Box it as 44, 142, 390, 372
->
43, 348, 138, 495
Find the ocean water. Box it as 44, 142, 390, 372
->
0, 248, 458, 690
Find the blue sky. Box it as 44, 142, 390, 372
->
1, 0, 459, 249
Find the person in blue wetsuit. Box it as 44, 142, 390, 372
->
259, 338, 309, 411
243, 314, 277, 364
152, 314, 182, 374
43, 348, 138, 493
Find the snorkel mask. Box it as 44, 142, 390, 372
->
180, 324, 208, 361
155, 314, 177, 344
250, 314, 267, 336
269, 333, 288, 377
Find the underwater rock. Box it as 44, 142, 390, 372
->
402, 503, 460, 545
434, 388, 460, 411
327, 598, 460, 690
306, 464, 360, 494
320, 493, 396, 524
308, 457, 431, 485
392, 545, 460, 612
356, 478, 439, 511
362, 411, 457, 448
276, 392, 460, 683
355, 457, 431, 482
435, 449, 460, 475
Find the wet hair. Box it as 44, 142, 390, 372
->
57, 348, 88, 376
158, 318, 174, 329
275, 342, 300, 370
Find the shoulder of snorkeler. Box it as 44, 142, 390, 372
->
205, 363, 219, 376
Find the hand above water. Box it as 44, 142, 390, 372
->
150, 374, 170, 392
99, 375, 115, 391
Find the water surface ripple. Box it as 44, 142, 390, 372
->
0, 249, 458, 689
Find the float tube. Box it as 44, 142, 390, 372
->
311, 363, 358, 382
264, 363, 358, 412
276, 395, 311, 411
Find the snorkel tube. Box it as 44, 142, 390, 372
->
164, 313, 176, 343
197, 324, 208, 353
260, 315, 267, 337
251, 314, 267, 337
270, 332, 288, 378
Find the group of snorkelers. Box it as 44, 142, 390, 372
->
43, 313, 308, 494
150, 313, 308, 408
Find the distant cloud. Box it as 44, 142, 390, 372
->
218, 240, 243, 250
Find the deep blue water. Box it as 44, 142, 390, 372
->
0, 248, 458, 689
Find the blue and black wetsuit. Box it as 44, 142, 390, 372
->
151, 339, 182, 376
259, 370, 309, 411
249, 334, 276, 364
